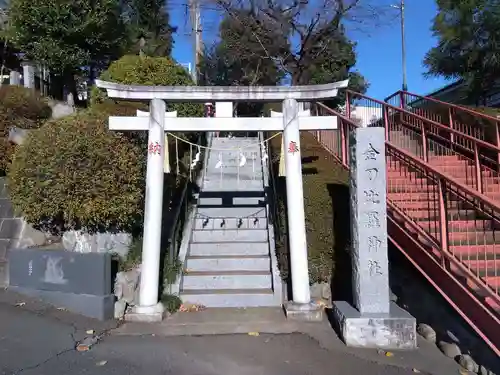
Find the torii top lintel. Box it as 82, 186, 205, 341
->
94, 79, 349, 102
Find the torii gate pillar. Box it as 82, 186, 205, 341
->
96, 79, 348, 322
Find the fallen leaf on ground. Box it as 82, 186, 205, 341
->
385, 352, 394, 357
248, 332, 260, 336
86, 330, 94, 335
14, 302, 26, 307
96, 360, 107, 366
316, 300, 327, 307
179, 303, 206, 312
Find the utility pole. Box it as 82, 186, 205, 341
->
189, 0, 202, 84
391, 0, 407, 92
400, 0, 407, 92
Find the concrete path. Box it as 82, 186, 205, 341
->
0, 290, 469, 375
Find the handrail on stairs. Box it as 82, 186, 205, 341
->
340, 91, 500, 195
311, 101, 500, 355
384, 90, 500, 160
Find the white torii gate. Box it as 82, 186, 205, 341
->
96, 79, 348, 321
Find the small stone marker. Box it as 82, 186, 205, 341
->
332, 127, 417, 350
8, 248, 114, 320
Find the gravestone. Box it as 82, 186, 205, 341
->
9, 71, 21, 86
8, 248, 114, 320
332, 127, 417, 349
21, 62, 35, 90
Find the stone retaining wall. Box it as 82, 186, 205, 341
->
0, 177, 47, 286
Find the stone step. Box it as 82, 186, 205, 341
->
191, 229, 268, 243
193, 216, 268, 230
180, 289, 279, 308
198, 196, 264, 206
185, 255, 271, 272
202, 180, 264, 192
182, 270, 272, 290
197, 207, 267, 218
188, 242, 269, 256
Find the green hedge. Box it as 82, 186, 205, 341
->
0, 86, 52, 174
8, 110, 145, 235
94, 55, 203, 118
270, 132, 349, 285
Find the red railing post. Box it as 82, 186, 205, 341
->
399, 91, 405, 109
421, 122, 428, 162
383, 105, 390, 141
340, 120, 347, 167
473, 142, 483, 193
495, 119, 500, 166
346, 92, 351, 119
448, 107, 455, 146
437, 178, 450, 270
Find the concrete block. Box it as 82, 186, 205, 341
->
191, 229, 268, 243
185, 256, 271, 272
9, 248, 112, 296
0, 201, 14, 219
0, 218, 22, 239
9, 286, 115, 320
0, 258, 8, 287
0, 239, 9, 258
188, 242, 269, 256
182, 272, 272, 290
284, 301, 324, 322
125, 302, 165, 322
332, 301, 417, 350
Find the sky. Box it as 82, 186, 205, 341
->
171, 0, 451, 100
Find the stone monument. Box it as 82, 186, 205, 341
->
332, 127, 417, 349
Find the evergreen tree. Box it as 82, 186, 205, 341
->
424, 0, 500, 104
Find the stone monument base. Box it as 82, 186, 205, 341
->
284, 301, 323, 322
332, 301, 417, 350
9, 286, 115, 321
125, 302, 166, 322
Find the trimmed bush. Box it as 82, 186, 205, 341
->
0, 86, 52, 121
0, 86, 52, 174
7, 110, 145, 235
95, 55, 203, 118
270, 132, 349, 285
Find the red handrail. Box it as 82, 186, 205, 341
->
313, 101, 500, 356
393, 90, 500, 124
345, 90, 500, 153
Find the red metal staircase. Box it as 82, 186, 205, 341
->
311, 93, 500, 357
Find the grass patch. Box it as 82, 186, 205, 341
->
269, 132, 349, 288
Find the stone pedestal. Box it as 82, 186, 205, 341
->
332, 127, 416, 349
125, 302, 166, 322
284, 301, 323, 322
332, 301, 416, 349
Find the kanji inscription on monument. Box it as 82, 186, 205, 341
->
348, 127, 389, 315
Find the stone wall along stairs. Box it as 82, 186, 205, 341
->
179, 136, 283, 307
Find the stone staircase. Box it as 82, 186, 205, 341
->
178, 135, 283, 307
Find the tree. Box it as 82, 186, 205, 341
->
424, 0, 500, 104
8, 0, 128, 98
122, 0, 177, 57
204, 0, 370, 99
201, 10, 286, 87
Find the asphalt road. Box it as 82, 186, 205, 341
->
0, 299, 438, 375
